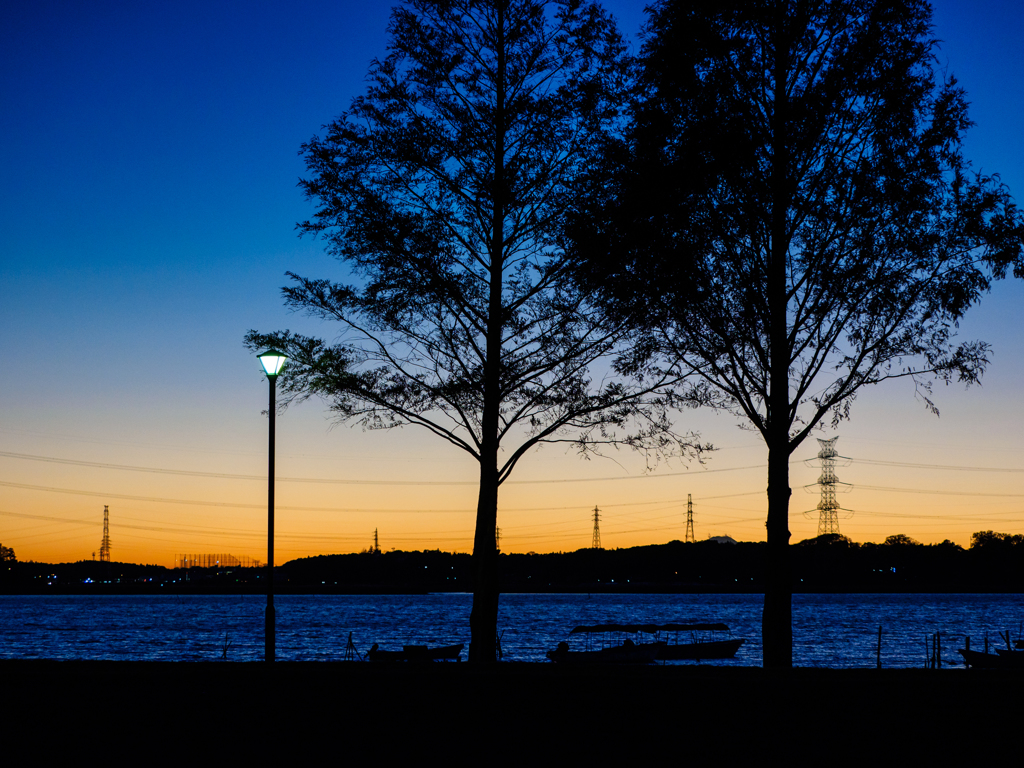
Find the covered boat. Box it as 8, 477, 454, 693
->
644, 623, 745, 661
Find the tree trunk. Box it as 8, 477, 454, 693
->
469, 456, 500, 663
762, 5, 793, 669
468, 0, 505, 665
763, 445, 792, 667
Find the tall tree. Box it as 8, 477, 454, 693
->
248, 0, 700, 661
569, 0, 1023, 667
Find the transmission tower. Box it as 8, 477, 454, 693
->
591, 505, 602, 549
495, 526, 501, 552
373, 528, 380, 554
816, 437, 841, 535
99, 505, 111, 563
685, 494, 695, 543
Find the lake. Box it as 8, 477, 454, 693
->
2, 592, 1021, 666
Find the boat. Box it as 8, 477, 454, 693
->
995, 648, 1024, 667
645, 623, 745, 661
958, 648, 1005, 668
545, 622, 745, 664
546, 625, 662, 663
367, 642, 463, 662
959, 629, 1024, 669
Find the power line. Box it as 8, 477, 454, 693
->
844, 456, 1024, 473
850, 484, 1024, 498
0, 481, 474, 512
0, 509, 470, 545
10, 445, 1024, 487
0, 450, 762, 485
0, 478, 762, 513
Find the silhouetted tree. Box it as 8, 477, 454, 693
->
0, 543, 14, 585
970, 531, 1024, 549
248, 0, 703, 661
796, 534, 854, 548
569, 0, 1024, 666
884, 534, 921, 547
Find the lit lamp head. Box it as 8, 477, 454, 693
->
258, 349, 288, 379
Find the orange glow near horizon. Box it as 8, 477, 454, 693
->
5, 342, 1024, 568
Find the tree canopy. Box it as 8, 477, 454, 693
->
568, 0, 1024, 666
248, 0, 703, 661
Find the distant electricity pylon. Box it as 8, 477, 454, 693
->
495, 526, 501, 552
373, 528, 381, 554
816, 437, 841, 535
591, 505, 602, 549
99, 505, 111, 562
685, 494, 695, 543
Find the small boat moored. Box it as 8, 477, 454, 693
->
367, 643, 464, 662
545, 630, 661, 664
957, 647, 1004, 668
647, 623, 745, 661
546, 622, 745, 664
959, 629, 1024, 669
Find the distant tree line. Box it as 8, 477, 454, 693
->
6, 532, 1024, 593
280, 533, 1024, 592
0, 543, 15, 584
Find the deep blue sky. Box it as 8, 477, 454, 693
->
2, 1, 1024, 564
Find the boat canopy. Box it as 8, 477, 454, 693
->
569, 623, 729, 634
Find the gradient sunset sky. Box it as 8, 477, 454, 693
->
3, 0, 1024, 567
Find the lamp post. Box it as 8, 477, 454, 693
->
258, 348, 288, 662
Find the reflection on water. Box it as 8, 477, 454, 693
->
2, 592, 1022, 667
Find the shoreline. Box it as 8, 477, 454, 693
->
6, 586, 1024, 595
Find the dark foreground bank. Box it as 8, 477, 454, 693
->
5, 660, 1019, 761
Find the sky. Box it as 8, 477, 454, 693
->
2, 0, 1024, 567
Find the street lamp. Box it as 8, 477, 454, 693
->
258, 348, 288, 662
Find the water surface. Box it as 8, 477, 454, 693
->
2, 592, 1020, 667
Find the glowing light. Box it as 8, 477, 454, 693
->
257, 349, 288, 377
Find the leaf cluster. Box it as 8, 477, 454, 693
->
248, 0, 706, 481
569, 0, 1024, 450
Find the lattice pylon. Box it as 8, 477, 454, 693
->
685, 494, 695, 543
816, 437, 841, 535
99, 505, 111, 563
591, 505, 602, 549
